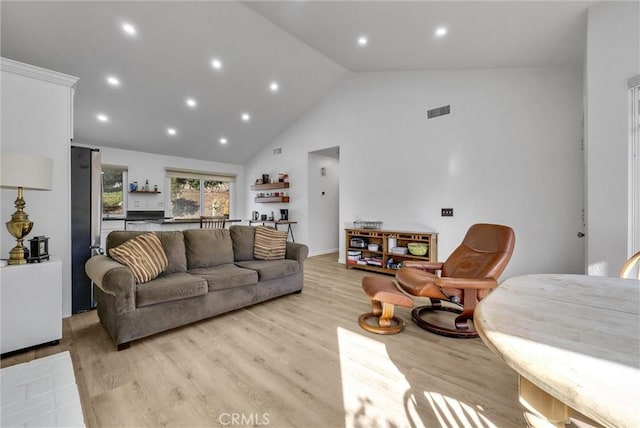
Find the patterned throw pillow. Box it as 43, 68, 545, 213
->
109, 233, 168, 284
253, 226, 287, 260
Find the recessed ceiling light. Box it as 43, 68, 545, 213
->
211, 58, 222, 70
106, 76, 120, 87
96, 114, 109, 122
167, 128, 177, 136
269, 82, 279, 92
241, 113, 250, 122
435, 27, 448, 37
219, 137, 228, 144
358, 36, 368, 46
186, 98, 197, 108
122, 23, 136, 36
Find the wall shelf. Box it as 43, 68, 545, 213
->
129, 190, 161, 194
254, 196, 290, 203
251, 182, 290, 191
252, 181, 290, 203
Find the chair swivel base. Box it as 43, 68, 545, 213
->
411, 304, 479, 339
358, 312, 405, 335
358, 312, 404, 334
359, 276, 414, 335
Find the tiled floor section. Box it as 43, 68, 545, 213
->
1, 351, 84, 427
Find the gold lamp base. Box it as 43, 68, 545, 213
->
5, 187, 34, 265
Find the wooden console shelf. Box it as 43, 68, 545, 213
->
251, 182, 290, 191
345, 228, 438, 275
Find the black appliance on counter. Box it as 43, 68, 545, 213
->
123, 210, 170, 229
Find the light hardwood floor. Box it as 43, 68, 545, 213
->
1, 253, 525, 427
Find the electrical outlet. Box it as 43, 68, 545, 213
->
441, 208, 454, 217
134, 200, 140, 208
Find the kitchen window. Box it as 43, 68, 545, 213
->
165, 168, 235, 219
102, 165, 127, 217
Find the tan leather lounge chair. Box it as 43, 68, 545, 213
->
395, 223, 515, 338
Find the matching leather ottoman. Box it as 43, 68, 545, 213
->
359, 276, 413, 334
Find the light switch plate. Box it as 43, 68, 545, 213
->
441, 208, 454, 217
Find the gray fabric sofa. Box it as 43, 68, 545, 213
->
85, 225, 308, 350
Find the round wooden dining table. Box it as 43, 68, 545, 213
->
475, 274, 640, 428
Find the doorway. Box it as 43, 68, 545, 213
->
308, 147, 340, 257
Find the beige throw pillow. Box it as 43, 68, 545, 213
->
110, 232, 168, 284
253, 226, 287, 260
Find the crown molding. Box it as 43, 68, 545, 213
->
1, 57, 78, 88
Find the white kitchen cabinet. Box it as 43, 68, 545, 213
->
101, 219, 125, 250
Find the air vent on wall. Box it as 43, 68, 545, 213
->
427, 105, 450, 119
273, 147, 282, 155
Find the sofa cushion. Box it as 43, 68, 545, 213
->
107, 230, 187, 273
184, 229, 234, 269
253, 226, 287, 260
236, 259, 300, 282
109, 233, 168, 284
157, 231, 187, 273
136, 272, 207, 307
229, 225, 255, 261
189, 264, 258, 291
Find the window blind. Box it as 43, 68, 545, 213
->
165, 167, 235, 182
102, 164, 128, 171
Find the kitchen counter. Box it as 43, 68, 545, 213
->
144, 218, 200, 224
105, 218, 244, 232
102, 216, 242, 234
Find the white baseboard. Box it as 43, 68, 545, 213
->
308, 248, 339, 258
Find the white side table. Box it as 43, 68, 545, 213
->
1, 257, 62, 354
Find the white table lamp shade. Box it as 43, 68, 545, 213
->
0, 152, 53, 190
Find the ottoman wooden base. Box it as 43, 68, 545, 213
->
359, 276, 414, 335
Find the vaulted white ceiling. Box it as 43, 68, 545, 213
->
1, 1, 594, 164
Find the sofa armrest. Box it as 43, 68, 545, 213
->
85, 255, 136, 314
285, 242, 309, 268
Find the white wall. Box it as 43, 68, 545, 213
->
585, 1, 640, 276
245, 67, 585, 279
90, 146, 245, 220
308, 153, 339, 256
1, 60, 77, 317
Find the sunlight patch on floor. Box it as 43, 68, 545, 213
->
337, 327, 503, 428
422, 391, 498, 428
337, 327, 415, 428
587, 261, 608, 276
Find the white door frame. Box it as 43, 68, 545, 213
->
628, 75, 640, 256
